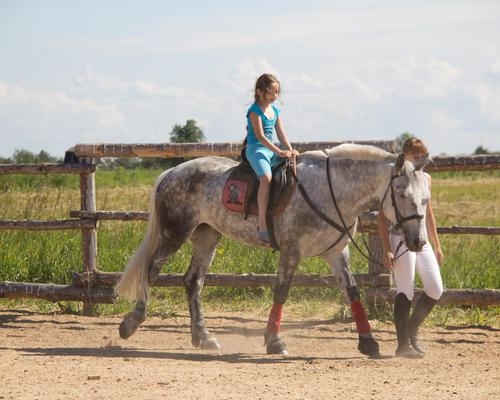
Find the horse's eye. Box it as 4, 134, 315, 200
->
399, 193, 406, 199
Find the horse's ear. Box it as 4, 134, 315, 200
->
394, 153, 405, 174
413, 153, 430, 171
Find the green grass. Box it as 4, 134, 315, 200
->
0, 169, 498, 327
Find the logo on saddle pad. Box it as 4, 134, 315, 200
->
222, 161, 296, 217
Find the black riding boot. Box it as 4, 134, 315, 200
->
394, 293, 423, 358
408, 293, 438, 355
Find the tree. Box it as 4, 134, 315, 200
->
11, 149, 60, 164
170, 119, 206, 143
12, 149, 37, 164
473, 145, 489, 155
394, 132, 414, 153
166, 119, 206, 167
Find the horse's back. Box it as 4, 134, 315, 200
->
159, 156, 237, 185
155, 156, 237, 208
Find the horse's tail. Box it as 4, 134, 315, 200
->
115, 170, 169, 302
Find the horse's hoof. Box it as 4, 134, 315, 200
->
201, 336, 221, 350
119, 313, 144, 339
192, 330, 220, 350
265, 332, 288, 355
267, 339, 289, 355
358, 336, 381, 358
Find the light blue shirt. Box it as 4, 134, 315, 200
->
246, 103, 280, 145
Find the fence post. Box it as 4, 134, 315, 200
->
364, 211, 389, 312
79, 157, 98, 314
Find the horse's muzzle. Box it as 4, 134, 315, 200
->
408, 237, 426, 252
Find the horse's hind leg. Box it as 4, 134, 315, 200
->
119, 299, 148, 339
119, 239, 184, 340
325, 247, 380, 358
183, 224, 221, 350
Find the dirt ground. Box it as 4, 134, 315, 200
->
0, 308, 498, 400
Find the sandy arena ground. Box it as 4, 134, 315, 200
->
0, 309, 498, 400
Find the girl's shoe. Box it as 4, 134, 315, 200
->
258, 228, 271, 243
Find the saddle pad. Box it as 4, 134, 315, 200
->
222, 179, 251, 213
222, 162, 296, 217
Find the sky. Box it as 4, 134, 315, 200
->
1, 0, 499, 158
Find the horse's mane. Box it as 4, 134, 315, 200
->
323, 143, 395, 161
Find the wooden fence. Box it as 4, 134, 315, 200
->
1, 141, 499, 313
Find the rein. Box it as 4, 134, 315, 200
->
293, 159, 356, 254
324, 156, 386, 266
295, 155, 422, 266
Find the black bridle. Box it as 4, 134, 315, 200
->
377, 170, 425, 263
383, 173, 424, 231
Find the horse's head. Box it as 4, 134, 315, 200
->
381, 153, 430, 251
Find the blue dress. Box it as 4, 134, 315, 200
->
245, 102, 282, 178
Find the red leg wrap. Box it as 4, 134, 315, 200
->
350, 300, 371, 334
267, 303, 283, 334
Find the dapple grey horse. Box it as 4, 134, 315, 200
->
115, 143, 429, 358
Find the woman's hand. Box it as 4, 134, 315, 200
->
435, 248, 444, 265
383, 251, 395, 270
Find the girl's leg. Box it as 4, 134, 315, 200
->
257, 174, 272, 239
245, 145, 274, 241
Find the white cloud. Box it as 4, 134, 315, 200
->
217, 59, 279, 94
429, 110, 464, 130
0, 80, 125, 129
1, 48, 499, 158
0, 80, 127, 155
468, 83, 500, 123
485, 48, 500, 75
356, 55, 462, 100
287, 73, 326, 92
73, 65, 128, 92
0, 66, 230, 157
73, 66, 215, 104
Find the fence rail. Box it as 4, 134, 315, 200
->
1, 141, 499, 311
0, 162, 94, 174
71, 140, 396, 159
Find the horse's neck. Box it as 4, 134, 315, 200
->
346, 161, 392, 215
301, 156, 392, 221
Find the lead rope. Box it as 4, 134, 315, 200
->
393, 240, 409, 261
289, 157, 356, 255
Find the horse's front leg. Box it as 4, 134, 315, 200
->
325, 247, 381, 358
183, 224, 221, 350
265, 246, 300, 355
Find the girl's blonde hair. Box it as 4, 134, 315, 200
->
402, 138, 428, 156
254, 73, 280, 102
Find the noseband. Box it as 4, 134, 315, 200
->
383, 172, 424, 231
